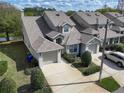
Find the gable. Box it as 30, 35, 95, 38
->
87, 37, 101, 45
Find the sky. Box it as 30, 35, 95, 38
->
0, 0, 119, 11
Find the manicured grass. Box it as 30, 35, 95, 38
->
97, 77, 120, 92
0, 33, 15, 38
0, 41, 37, 93
0, 41, 34, 71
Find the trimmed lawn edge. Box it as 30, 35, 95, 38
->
96, 77, 120, 92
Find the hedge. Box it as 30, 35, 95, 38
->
0, 61, 8, 76
0, 78, 17, 93
31, 68, 45, 90
105, 44, 124, 52
83, 65, 100, 76
62, 53, 75, 63
24, 67, 39, 75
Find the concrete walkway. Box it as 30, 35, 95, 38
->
92, 53, 124, 87
42, 63, 110, 93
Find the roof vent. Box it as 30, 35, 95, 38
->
95, 13, 100, 16
56, 13, 60, 16
86, 13, 91, 16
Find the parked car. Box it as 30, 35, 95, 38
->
105, 51, 124, 67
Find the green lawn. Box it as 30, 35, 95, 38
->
97, 77, 120, 92
0, 41, 36, 93
0, 33, 14, 38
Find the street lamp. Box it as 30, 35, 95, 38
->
98, 15, 124, 82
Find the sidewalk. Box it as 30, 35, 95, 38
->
92, 53, 124, 87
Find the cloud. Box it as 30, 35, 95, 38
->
0, 0, 118, 11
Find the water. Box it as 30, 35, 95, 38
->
0, 37, 15, 42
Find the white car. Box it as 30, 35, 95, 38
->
105, 52, 124, 67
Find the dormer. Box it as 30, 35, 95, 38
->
62, 23, 72, 34
43, 11, 75, 32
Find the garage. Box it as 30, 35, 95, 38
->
87, 44, 99, 54
38, 50, 62, 67
42, 51, 58, 65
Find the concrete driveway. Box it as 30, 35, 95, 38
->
92, 53, 124, 87
42, 63, 109, 93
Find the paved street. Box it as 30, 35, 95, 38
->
92, 53, 124, 87
42, 63, 109, 93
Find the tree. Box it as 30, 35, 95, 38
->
24, 7, 56, 16
66, 11, 75, 16
0, 3, 21, 41
0, 78, 17, 93
31, 68, 45, 90
81, 51, 92, 67
96, 8, 122, 14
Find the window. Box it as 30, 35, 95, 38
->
63, 24, 69, 32
69, 44, 78, 53
56, 38, 62, 44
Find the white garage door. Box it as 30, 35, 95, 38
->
42, 51, 57, 65
88, 44, 97, 54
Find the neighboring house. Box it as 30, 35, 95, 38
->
22, 11, 101, 66
105, 12, 124, 42
71, 12, 124, 45
105, 12, 124, 34
42, 11, 101, 55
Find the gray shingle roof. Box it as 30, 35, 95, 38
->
65, 27, 81, 45
106, 12, 124, 21
64, 27, 97, 45
111, 25, 124, 32
74, 12, 112, 25
105, 12, 124, 26
81, 33, 95, 44
99, 28, 124, 39
44, 11, 75, 27
22, 16, 63, 53
81, 28, 99, 35
46, 31, 62, 39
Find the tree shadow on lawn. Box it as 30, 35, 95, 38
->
0, 41, 36, 71
98, 56, 124, 70
17, 84, 33, 93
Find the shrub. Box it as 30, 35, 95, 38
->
0, 61, 8, 76
0, 78, 17, 93
31, 68, 45, 90
33, 89, 42, 93
83, 65, 100, 76
62, 53, 75, 63
81, 51, 92, 67
105, 44, 124, 52
24, 67, 39, 75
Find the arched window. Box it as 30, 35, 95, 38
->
63, 24, 69, 32
56, 38, 62, 44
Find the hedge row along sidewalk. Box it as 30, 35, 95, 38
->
62, 52, 100, 76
